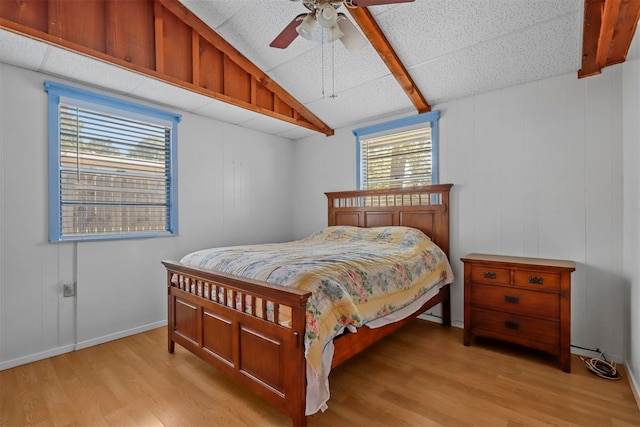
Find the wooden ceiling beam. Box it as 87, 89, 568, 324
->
579, 0, 640, 78
347, 6, 430, 113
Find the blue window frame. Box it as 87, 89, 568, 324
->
353, 111, 439, 189
45, 81, 181, 242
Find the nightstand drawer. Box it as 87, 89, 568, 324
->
513, 270, 560, 292
471, 265, 510, 285
471, 307, 559, 354
470, 283, 559, 320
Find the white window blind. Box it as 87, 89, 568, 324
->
46, 81, 180, 241
355, 112, 439, 190
360, 126, 432, 189
59, 104, 170, 237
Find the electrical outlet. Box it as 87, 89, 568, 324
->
63, 283, 76, 297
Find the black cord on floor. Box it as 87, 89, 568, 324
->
571, 344, 600, 353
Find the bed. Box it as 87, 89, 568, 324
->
162, 183, 454, 427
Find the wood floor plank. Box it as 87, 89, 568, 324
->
1, 320, 638, 426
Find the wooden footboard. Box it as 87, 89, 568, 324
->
163, 261, 312, 427
164, 263, 450, 427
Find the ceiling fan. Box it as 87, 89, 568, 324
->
270, 0, 415, 51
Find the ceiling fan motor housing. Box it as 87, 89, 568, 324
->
272, 0, 414, 50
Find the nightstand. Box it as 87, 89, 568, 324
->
461, 253, 575, 372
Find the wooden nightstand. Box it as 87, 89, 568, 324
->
461, 253, 575, 372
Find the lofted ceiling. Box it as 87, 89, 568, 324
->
0, 0, 638, 140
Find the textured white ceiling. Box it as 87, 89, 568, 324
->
0, 0, 584, 140
182, 0, 583, 127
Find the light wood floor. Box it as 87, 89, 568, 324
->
1, 321, 638, 426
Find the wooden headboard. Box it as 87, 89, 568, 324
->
325, 184, 453, 257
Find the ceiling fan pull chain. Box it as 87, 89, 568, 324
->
331, 35, 337, 99
321, 27, 325, 99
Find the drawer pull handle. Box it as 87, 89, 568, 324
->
504, 295, 520, 304
483, 271, 497, 279
504, 321, 520, 330
528, 276, 544, 284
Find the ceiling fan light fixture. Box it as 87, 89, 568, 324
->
336, 14, 367, 51
317, 4, 338, 28
327, 24, 345, 42
296, 13, 316, 40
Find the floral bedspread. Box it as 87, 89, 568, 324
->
180, 226, 454, 377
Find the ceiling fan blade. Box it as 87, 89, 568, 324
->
270, 14, 306, 49
351, 0, 414, 6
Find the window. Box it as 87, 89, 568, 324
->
354, 111, 439, 189
45, 81, 181, 242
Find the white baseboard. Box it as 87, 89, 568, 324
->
418, 313, 464, 329
75, 320, 167, 350
570, 346, 626, 363
0, 320, 167, 371
0, 344, 76, 371
626, 363, 640, 411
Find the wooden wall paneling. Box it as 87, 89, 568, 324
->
223, 56, 251, 104
191, 30, 200, 87
274, 95, 293, 118
49, 0, 106, 52
198, 36, 224, 93
297, 115, 313, 129
107, 0, 155, 70
0, 0, 47, 32
158, 0, 332, 135
0, 0, 333, 135
153, 0, 164, 74
273, 96, 293, 117
250, 78, 257, 106
255, 83, 274, 111
159, 4, 192, 83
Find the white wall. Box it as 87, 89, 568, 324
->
293, 68, 626, 362
0, 64, 295, 369
622, 27, 640, 405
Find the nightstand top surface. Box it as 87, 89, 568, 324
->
461, 253, 576, 270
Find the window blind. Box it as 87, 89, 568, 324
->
58, 104, 171, 238
360, 126, 432, 189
